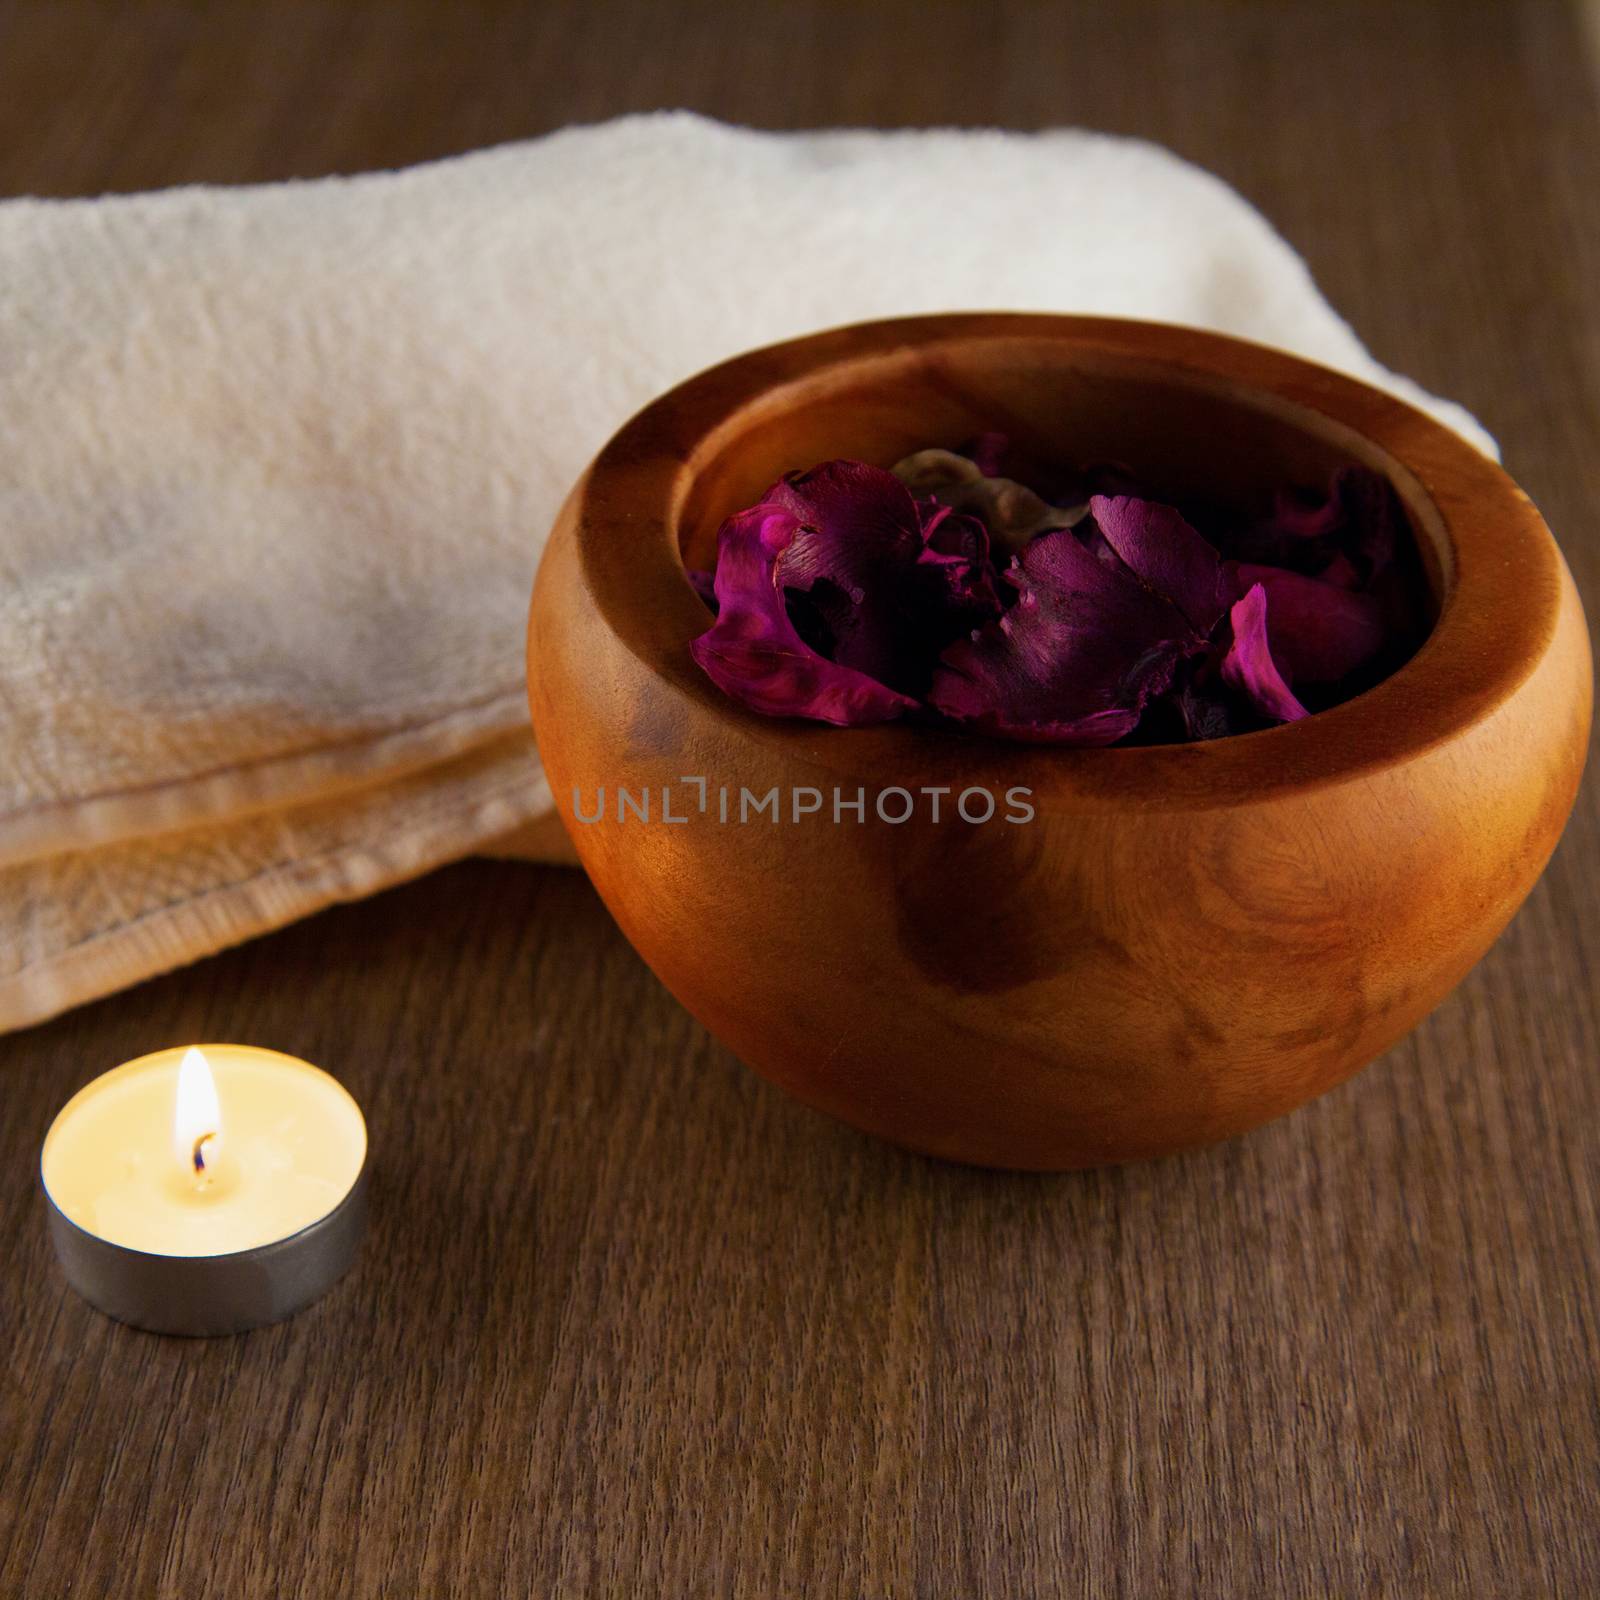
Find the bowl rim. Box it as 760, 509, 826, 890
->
565, 312, 1567, 810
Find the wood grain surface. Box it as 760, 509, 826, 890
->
1, 1, 1596, 1594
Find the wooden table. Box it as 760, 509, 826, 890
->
2, 3, 1596, 1593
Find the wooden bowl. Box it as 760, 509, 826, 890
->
528, 314, 1591, 1170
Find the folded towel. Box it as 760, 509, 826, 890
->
0, 111, 1493, 1035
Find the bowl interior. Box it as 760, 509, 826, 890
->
672, 337, 1449, 614
576, 316, 1552, 807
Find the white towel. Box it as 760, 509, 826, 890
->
0, 111, 1492, 1034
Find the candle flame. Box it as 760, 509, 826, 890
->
173, 1046, 223, 1185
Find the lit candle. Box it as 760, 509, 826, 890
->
41, 1045, 367, 1336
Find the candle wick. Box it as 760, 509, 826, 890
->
192, 1132, 215, 1184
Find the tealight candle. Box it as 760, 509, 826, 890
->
41, 1044, 367, 1336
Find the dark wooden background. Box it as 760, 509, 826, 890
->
2, 2, 1597, 1594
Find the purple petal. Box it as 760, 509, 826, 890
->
1221, 584, 1308, 723
1335, 468, 1399, 580
1232, 562, 1387, 684
768, 459, 923, 583
919, 502, 1003, 614
767, 460, 1000, 693
892, 449, 1084, 558
1315, 552, 1362, 591
1242, 467, 1401, 582
690, 502, 918, 726
1088, 495, 1231, 635
928, 524, 1201, 743
1270, 482, 1345, 540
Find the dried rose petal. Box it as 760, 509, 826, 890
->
1089, 495, 1232, 636
689, 501, 918, 726
1235, 466, 1400, 582
919, 501, 1004, 616
1270, 480, 1348, 541
1315, 552, 1362, 591
892, 448, 1084, 557
1231, 562, 1386, 684
691, 448, 1415, 744
928, 523, 1202, 743
768, 460, 1000, 695
1220, 583, 1307, 723
1333, 468, 1400, 581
